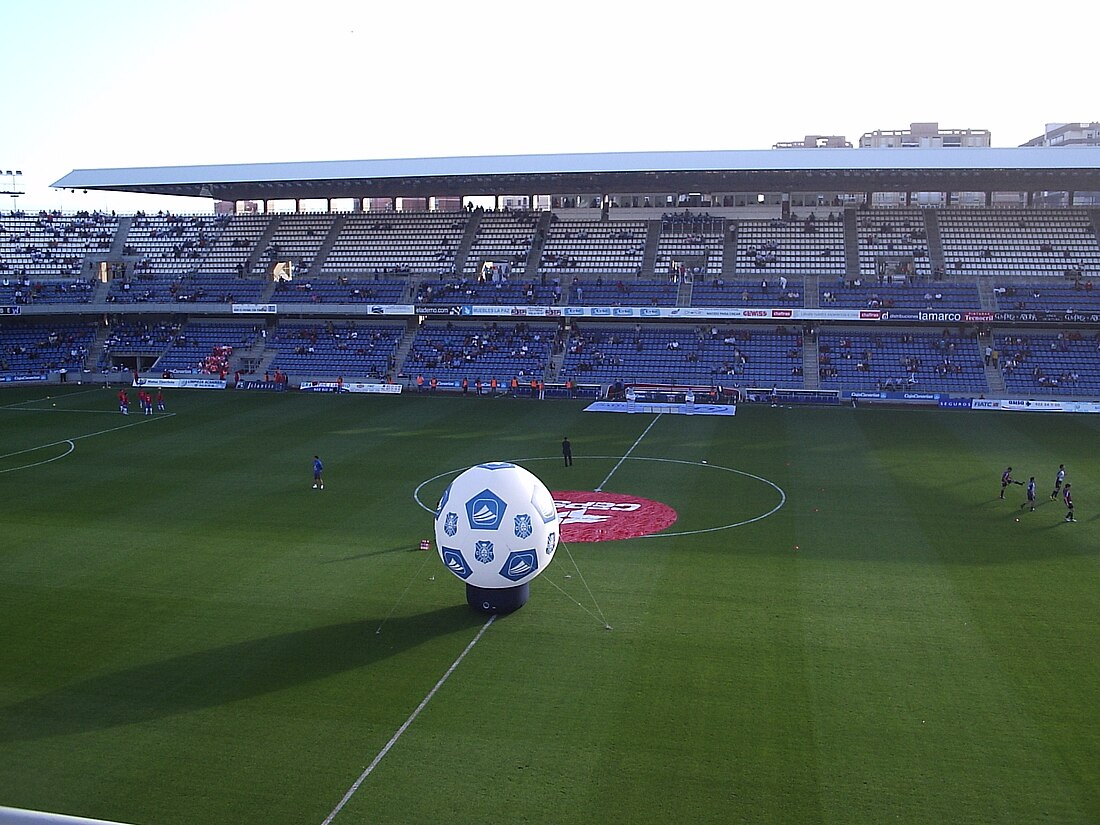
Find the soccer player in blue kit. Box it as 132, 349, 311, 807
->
1050, 464, 1066, 500
312, 455, 325, 490
1021, 477, 1036, 512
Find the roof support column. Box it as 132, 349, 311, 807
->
294, 198, 301, 213
905, 191, 912, 207
864, 192, 872, 207
1027, 192, 1034, 207
985, 192, 993, 207
1068, 190, 1076, 206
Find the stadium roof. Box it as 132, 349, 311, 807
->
53, 147, 1100, 202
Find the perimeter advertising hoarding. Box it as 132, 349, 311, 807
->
972, 398, 1100, 414
134, 377, 227, 389
291, 303, 1100, 325
457, 305, 879, 321
299, 381, 401, 394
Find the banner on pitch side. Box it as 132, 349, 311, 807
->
971, 398, 1100, 414
299, 381, 401, 394
134, 377, 227, 390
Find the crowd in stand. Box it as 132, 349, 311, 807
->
104, 320, 181, 352
0, 275, 96, 304
0, 326, 90, 373
409, 323, 549, 378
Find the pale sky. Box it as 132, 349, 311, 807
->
2, 0, 1094, 212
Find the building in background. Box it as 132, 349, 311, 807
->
1021, 122, 1100, 148
773, 135, 853, 149
1021, 122, 1100, 206
859, 122, 991, 149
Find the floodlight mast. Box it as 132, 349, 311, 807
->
1, 169, 24, 210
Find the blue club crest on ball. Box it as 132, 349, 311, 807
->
477, 462, 516, 471
499, 549, 538, 582
546, 531, 557, 555
474, 540, 494, 563
466, 489, 507, 530
441, 547, 473, 579
443, 512, 458, 537
514, 514, 533, 539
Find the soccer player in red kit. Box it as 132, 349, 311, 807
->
118, 389, 129, 415
156, 390, 165, 412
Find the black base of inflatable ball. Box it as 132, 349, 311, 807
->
466, 582, 530, 614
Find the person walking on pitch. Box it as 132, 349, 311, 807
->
1050, 464, 1066, 500
1021, 477, 1036, 512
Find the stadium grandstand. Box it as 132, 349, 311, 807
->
3, 146, 1100, 402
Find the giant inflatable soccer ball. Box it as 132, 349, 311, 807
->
435, 462, 560, 608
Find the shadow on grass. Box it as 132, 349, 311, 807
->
0, 605, 482, 743
319, 545, 417, 564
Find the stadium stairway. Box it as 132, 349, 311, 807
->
804, 274, 819, 308
91, 278, 111, 303
454, 209, 483, 274
1089, 209, 1100, 246
641, 220, 661, 275
802, 334, 819, 390
85, 323, 114, 374
924, 210, 946, 276
311, 213, 348, 273
842, 210, 860, 284
978, 330, 1005, 394
722, 220, 737, 277
526, 211, 551, 276
977, 278, 995, 311
109, 216, 134, 257
677, 274, 693, 306
391, 322, 420, 376
235, 327, 271, 375
546, 325, 569, 382
248, 215, 285, 275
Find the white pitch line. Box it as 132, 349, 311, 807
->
0, 440, 75, 474
0, 386, 105, 409
0, 413, 176, 461
595, 414, 662, 492
321, 614, 497, 825
0, 407, 124, 415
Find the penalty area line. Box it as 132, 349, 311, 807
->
321, 614, 497, 825
0, 413, 177, 461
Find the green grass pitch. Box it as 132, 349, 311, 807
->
0, 385, 1097, 825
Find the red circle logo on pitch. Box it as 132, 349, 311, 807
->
553, 491, 678, 542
